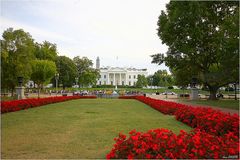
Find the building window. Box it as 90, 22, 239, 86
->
134, 82, 136, 86
104, 75, 106, 79
134, 75, 136, 79
111, 81, 113, 85
122, 81, 124, 85
129, 81, 131, 86
129, 75, 131, 79
99, 81, 101, 85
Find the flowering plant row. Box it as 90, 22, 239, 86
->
107, 128, 239, 159
1, 96, 97, 114
127, 96, 239, 137
107, 96, 239, 159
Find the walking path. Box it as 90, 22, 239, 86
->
147, 95, 239, 115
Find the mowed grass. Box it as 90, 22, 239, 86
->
2, 99, 191, 159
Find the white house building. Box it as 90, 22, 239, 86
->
96, 57, 148, 86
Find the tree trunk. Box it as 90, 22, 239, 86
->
208, 86, 219, 100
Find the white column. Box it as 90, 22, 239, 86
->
113, 73, 115, 85
125, 73, 128, 86
120, 73, 122, 85
107, 73, 109, 85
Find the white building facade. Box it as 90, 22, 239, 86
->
96, 57, 147, 86
97, 67, 148, 86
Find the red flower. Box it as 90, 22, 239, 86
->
1, 96, 97, 114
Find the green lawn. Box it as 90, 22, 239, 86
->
178, 99, 239, 110
1, 99, 191, 159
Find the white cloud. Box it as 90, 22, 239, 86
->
1, 0, 170, 74
0, 17, 74, 42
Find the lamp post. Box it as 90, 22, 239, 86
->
191, 77, 197, 88
55, 73, 59, 95
17, 76, 23, 87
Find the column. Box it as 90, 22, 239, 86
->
120, 73, 122, 85
125, 73, 128, 86
107, 73, 109, 85
113, 73, 115, 86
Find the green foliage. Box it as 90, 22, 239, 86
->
149, 70, 174, 87
1, 28, 35, 91
81, 68, 100, 87
152, 1, 239, 99
34, 41, 58, 61
31, 60, 57, 87
56, 56, 77, 88
136, 75, 148, 88
73, 56, 100, 87
73, 56, 93, 75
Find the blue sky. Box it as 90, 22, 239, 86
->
1, 0, 170, 75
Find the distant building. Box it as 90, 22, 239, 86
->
96, 56, 100, 69
96, 57, 147, 86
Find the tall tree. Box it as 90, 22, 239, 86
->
1, 28, 35, 96
152, 1, 239, 100
136, 75, 148, 88
34, 41, 57, 62
31, 60, 57, 97
152, 70, 174, 87
56, 56, 78, 88
81, 68, 100, 87
73, 56, 100, 87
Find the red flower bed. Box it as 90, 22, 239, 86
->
175, 105, 239, 136
1, 95, 97, 114
107, 129, 239, 159
135, 96, 182, 115
109, 96, 239, 159
122, 96, 239, 137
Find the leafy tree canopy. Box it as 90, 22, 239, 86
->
31, 60, 57, 97
73, 56, 100, 87
136, 75, 148, 88
31, 60, 57, 86
152, 1, 239, 99
55, 56, 78, 88
148, 70, 174, 87
34, 41, 58, 62
1, 28, 35, 93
